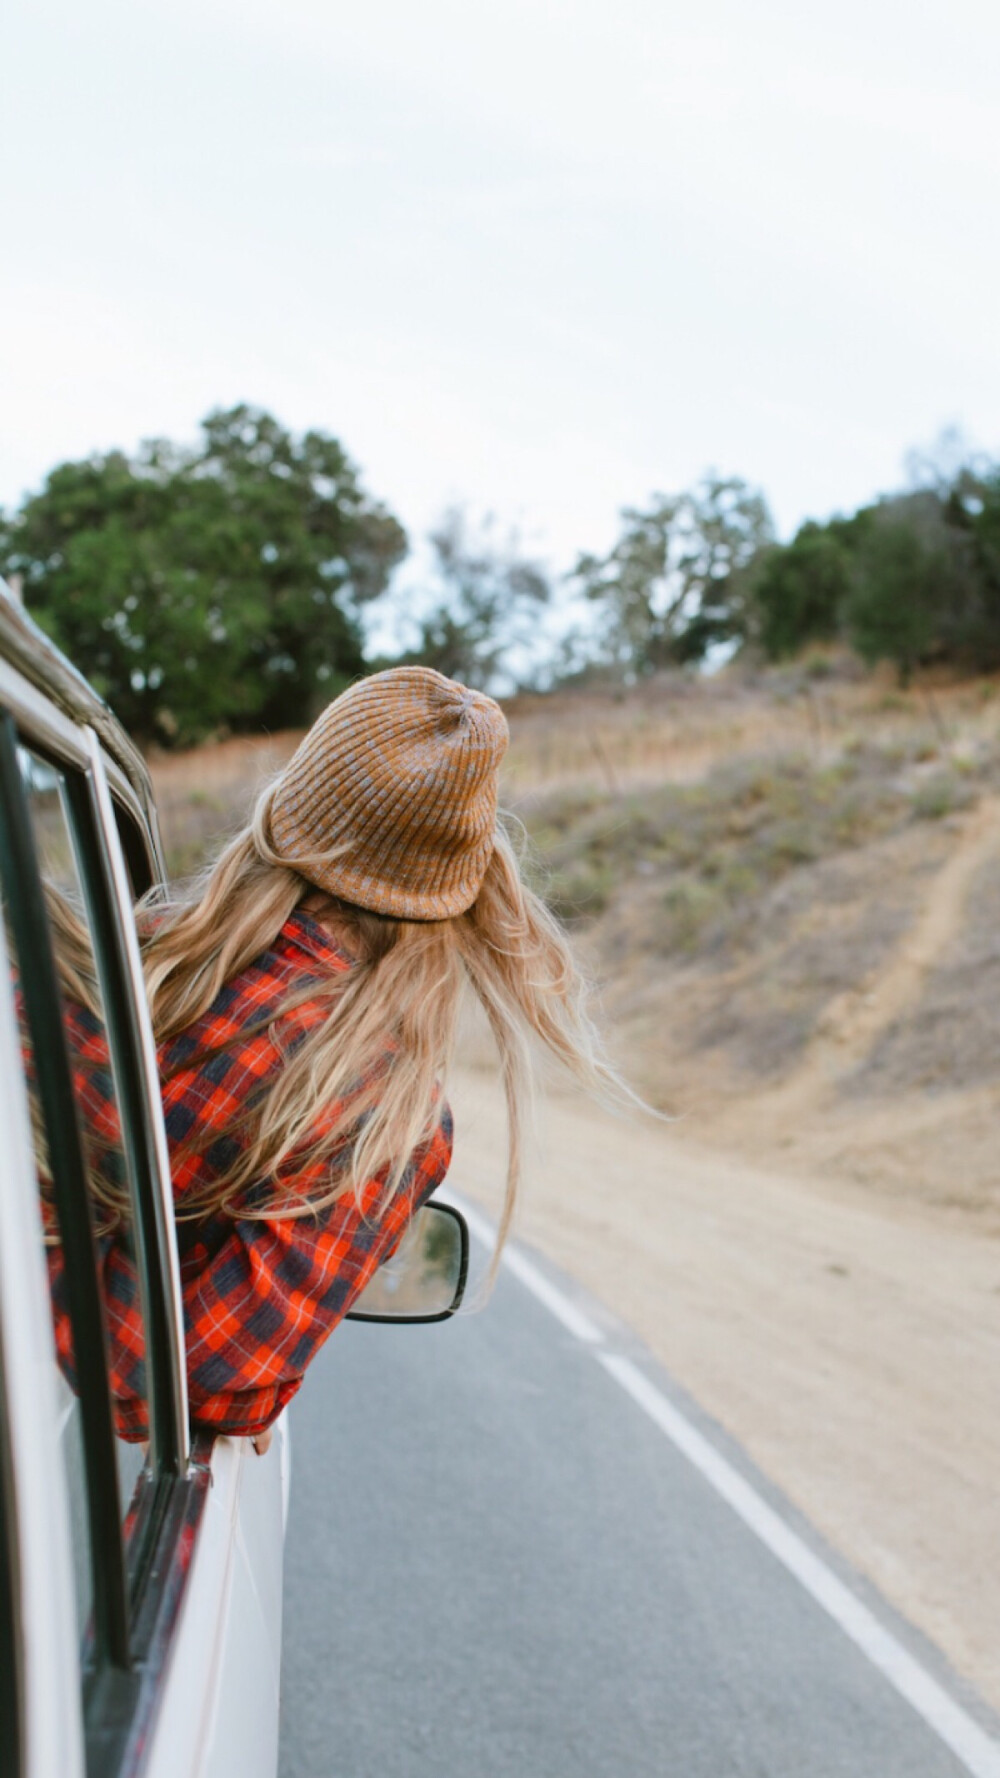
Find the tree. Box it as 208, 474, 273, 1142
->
842, 492, 972, 685
399, 508, 550, 689
0, 406, 406, 744
943, 467, 1000, 670
751, 521, 855, 658
570, 475, 773, 673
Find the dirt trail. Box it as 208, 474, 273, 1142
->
449, 1065, 1000, 1713
755, 796, 1000, 1123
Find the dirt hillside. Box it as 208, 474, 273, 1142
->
496, 662, 1000, 1232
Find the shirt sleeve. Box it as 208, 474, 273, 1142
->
179, 1103, 454, 1438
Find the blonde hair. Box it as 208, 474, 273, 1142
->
138, 783, 629, 1256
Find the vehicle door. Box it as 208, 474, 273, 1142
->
0, 656, 285, 1778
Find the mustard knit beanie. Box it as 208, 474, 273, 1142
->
269, 667, 510, 920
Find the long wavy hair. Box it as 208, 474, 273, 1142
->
136, 782, 630, 1255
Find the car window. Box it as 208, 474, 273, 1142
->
0, 679, 203, 1777
17, 747, 155, 1506
0, 741, 166, 1679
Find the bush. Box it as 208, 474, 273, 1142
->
753, 524, 852, 659
911, 775, 968, 820
519, 745, 918, 959
843, 514, 949, 685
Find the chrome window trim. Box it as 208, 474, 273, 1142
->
0, 653, 186, 1463
83, 729, 190, 1465
0, 655, 92, 772
0, 591, 158, 837
0, 914, 86, 1778
0, 655, 164, 884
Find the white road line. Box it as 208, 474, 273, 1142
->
449, 1193, 1000, 1778
601, 1355, 1000, 1778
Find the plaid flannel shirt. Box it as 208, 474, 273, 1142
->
46, 909, 453, 1440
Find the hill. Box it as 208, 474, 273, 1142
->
149, 659, 1000, 1234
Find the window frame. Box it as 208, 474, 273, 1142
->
0, 656, 212, 1778
0, 711, 133, 1673
78, 728, 189, 1475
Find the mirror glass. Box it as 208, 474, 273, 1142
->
347, 1202, 467, 1322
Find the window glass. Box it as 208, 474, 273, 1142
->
1, 748, 154, 1633
2, 896, 93, 1641
0, 1352, 22, 1778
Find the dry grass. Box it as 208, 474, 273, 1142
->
148, 731, 302, 877
502, 656, 1000, 798
520, 745, 935, 938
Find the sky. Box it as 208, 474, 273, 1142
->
3, 0, 1000, 582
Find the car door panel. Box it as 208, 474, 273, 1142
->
141, 1434, 284, 1778
0, 625, 285, 1778
0, 912, 87, 1778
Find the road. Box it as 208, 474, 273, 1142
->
278, 1213, 999, 1778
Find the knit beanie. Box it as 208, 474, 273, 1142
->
268, 667, 510, 920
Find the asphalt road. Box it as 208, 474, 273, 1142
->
278, 1220, 997, 1778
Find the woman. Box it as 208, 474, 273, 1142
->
59, 667, 624, 1445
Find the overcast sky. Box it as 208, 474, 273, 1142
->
3, 0, 999, 573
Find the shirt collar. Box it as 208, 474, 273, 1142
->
280, 907, 354, 973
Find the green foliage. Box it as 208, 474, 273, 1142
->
844, 520, 942, 684
9, 409, 1000, 740
751, 522, 853, 657
943, 468, 1000, 670
749, 457, 1000, 678
570, 475, 774, 672
843, 493, 973, 684
0, 406, 406, 745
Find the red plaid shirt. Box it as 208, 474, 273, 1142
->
46, 909, 453, 1440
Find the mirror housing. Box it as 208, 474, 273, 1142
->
346, 1202, 469, 1324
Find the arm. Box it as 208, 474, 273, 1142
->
178, 1104, 454, 1438
93, 1105, 453, 1440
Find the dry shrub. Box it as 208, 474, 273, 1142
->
518, 745, 919, 959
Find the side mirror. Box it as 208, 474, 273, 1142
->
346, 1202, 469, 1324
